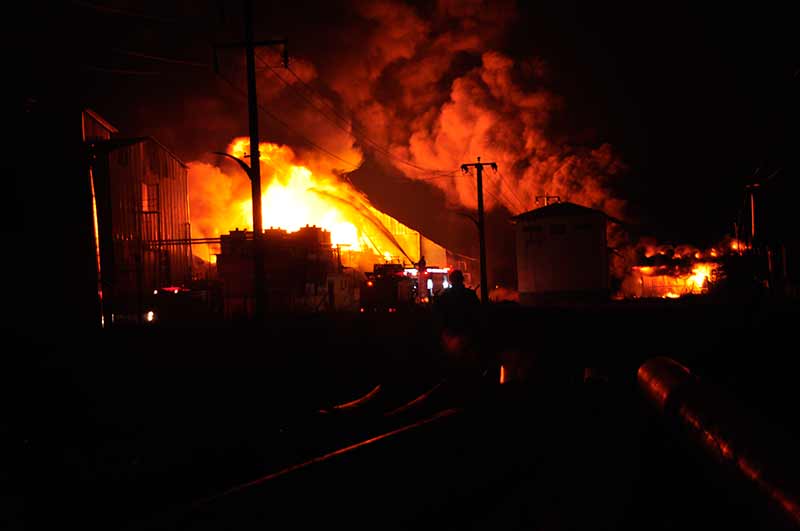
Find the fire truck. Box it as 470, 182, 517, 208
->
359, 263, 452, 312
360, 263, 414, 312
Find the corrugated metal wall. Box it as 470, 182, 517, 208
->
100, 138, 191, 317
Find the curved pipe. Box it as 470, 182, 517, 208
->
638, 357, 800, 528
384, 380, 445, 417
318, 384, 382, 414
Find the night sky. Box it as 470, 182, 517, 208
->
10, 1, 797, 280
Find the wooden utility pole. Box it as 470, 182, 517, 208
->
243, 0, 265, 322
461, 157, 497, 304
216, 0, 287, 321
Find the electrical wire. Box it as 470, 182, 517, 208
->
70, 0, 182, 23
79, 64, 161, 76
215, 69, 362, 170
76, 16, 484, 190
493, 171, 528, 213
460, 167, 525, 214
83, 44, 417, 176
112, 48, 211, 68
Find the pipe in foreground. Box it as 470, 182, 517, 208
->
638, 356, 800, 528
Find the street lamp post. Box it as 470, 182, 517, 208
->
213, 150, 265, 319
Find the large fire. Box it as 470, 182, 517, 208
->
626, 262, 717, 299
618, 238, 747, 299
189, 138, 425, 270
229, 139, 364, 250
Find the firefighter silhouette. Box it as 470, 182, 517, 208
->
434, 269, 492, 400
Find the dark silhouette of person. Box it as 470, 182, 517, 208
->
433, 270, 487, 392
417, 255, 426, 272
435, 269, 479, 325
416, 255, 428, 299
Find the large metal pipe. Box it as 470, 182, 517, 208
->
638, 357, 800, 528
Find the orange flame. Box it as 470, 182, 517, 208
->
189, 139, 425, 270
228, 139, 363, 250
622, 261, 718, 299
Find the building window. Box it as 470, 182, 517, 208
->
142, 183, 159, 212
523, 225, 543, 233
550, 223, 567, 235
575, 223, 592, 231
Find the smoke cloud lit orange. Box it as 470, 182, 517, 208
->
188, 0, 630, 270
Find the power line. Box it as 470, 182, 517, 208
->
215, 69, 362, 170
79, 12, 458, 181
255, 55, 368, 152
97, 48, 360, 169
484, 187, 506, 207
112, 48, 211, 68
497, 172, 527, 209
79, 64, 161, 76
462, 167, 526, 214
494, 171, 528, 213
93, 44, 362, 170
70, 0, 182, 23
76, 9, 455, 177
479, 167, 526, 213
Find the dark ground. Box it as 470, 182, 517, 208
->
3, 295, 799, 530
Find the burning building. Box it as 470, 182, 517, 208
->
190, 139, 476, 315
511, 201, 611, 305
617, 241, 725, 300
191, 139, 473, 274
214, 222, 474, 317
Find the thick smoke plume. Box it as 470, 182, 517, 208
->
187, 0, 630, 271
296, 0, 628, 217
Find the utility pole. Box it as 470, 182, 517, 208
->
243, 0, 265, 322
215, 0, 287, 321
461, 157, 497, 304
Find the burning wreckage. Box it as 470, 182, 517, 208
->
617, 239, 758, 300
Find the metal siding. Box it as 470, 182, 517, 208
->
100, 139, 191, 317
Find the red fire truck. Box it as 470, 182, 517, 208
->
359, 263, 451, 312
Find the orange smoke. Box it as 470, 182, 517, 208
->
250, 0, 627, 219
186, 0, 633, 278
